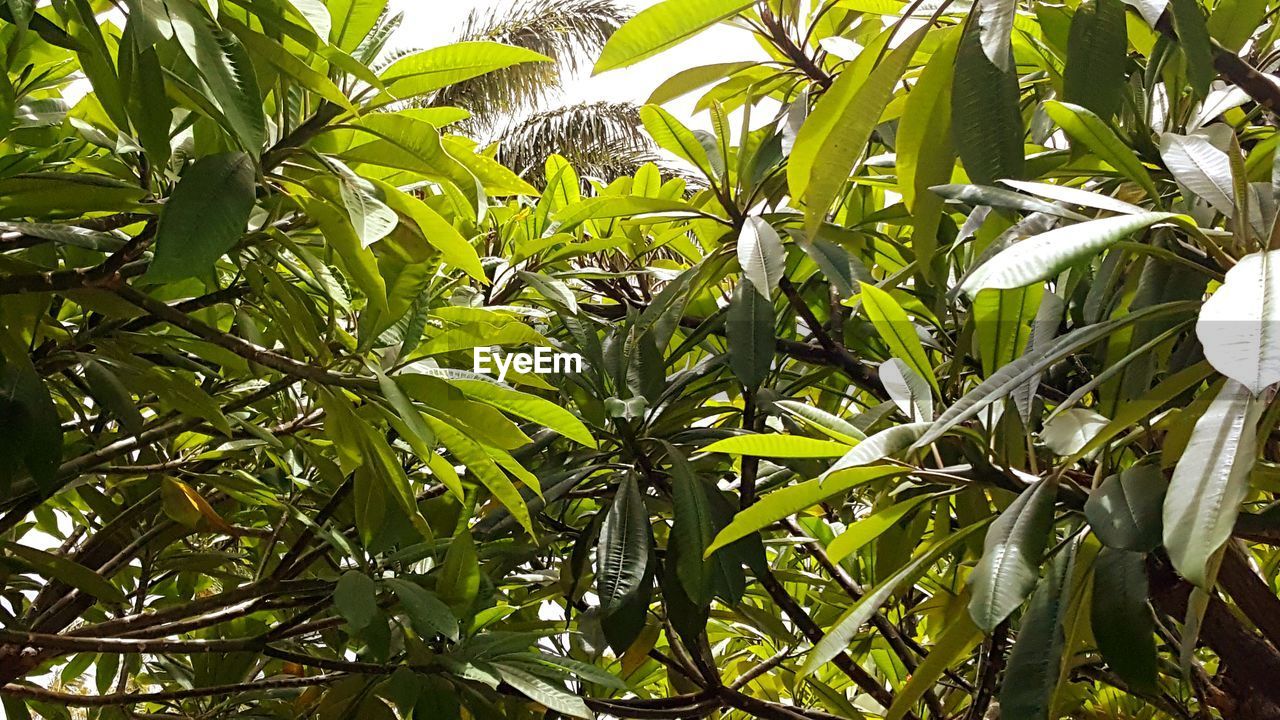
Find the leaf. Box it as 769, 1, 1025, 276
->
666, 443, 718, 605
880, 358, 934, 421
860, 283, 939, 393
596, 474, 651, 614
772, 400, 866, 444
999, 179, 1146, 215
146, 152, 255, 282
638, 105, 715, 178
1170, 0, 1215, 98
705, 466, 905, 556
82, 360, 142, 435
726, 280, 774, 387
424, 416, 534, 537
329, 159, 397, 247
1000, 540, 1076, 720
647, 61, 757, 104
931, 183, 1089, 221
3, 542, 125, 604
1042, 101, 1159, 199
446, 378, 596, 447
495, 663, 593, 719
885, 611, 984, 720
551, 195, 698, 230
385, 578, 459, 642
914, 302, 1195, 449
286, 0, 331, 40
1163, 379, 1262, 586
329, 0, 385, 51
959, 213, 1180, 295
790, 25, 929, 233
800, 523, 986, 677
827, 492, 940, 563
334, 570, 379, 630
968, 476, 1059, 631
437, 529, 480, 612
161, 477, 236, 535
952, 17, 1023, 185
1085, 464, 1167, 552
973, 284, 1044, 377
1160, 130, 1236, 217
737, 216, 785, 299
702, 433, 852, 458
374, 180, 485, 281
1092, 547, 1158, 690
1064, 0, 1128, 119
0, 360, 63, 492
593, 0, 753, 73
378, 41, 550, 99
1196, 250, 1280, 395
1041, 408, 1109, 455
166, 1, 265, 150
822, 423, 932, 481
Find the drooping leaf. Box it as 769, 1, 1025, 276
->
3, 542, 125, 604
0, 360, 63, 492
1163, 380, 1261, 586
737, 216, 785, 299
1042, 101, 1159, 199
727, 279, 774, 387
147, 152, 255, 282
1085, 463, 1166, 552
334, 570, 379, 630
1063, 0, 1128, 119
1169, 0, 1215, 98
822, 423, 932, 481
1000, 539, 1077, 719
860, 283, 940, 393
968, 476, 1059, 631
596, 474, 651, 614
1092, 547, 1158, 690
952, 17, 1024, 185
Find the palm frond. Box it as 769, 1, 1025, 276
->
433, 0, 629, 124
496, 101, 675, 184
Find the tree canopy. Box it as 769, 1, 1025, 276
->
3, 0, 1280, 719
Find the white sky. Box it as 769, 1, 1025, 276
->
385, 0, 771, 128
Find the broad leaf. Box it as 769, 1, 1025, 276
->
147, 152, 255, 282
1196, 250, 1280, 395
597, 473, 651, 614
969, 476, 1059, 631
737, 216, 785, 298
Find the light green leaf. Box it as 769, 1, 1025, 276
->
860, 282, 939, 393
701, 434, 854, 458
447, 378, 596, 448
377, 41, 550, 102
827, 492, 940, 563
705, 466, 905, 556
880, 358, 933, 421
1042, 101, 1159, 199
424, 415, 534, 536
593, 0, 753, 73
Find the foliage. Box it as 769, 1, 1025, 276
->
5, 0, 1280, 719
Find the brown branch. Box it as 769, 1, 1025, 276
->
0, 674, 348, 707
1153, 11, 1280, 115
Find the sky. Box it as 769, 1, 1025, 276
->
384, 0, 771, 128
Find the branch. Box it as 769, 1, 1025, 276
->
1153, 11, 1280, 115
0, 674, 348, 707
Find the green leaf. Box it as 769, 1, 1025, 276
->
880, 358, 934, 421
638, 105, 715, 178
82, 360, 143, 435
1092, 547, 1158, 690
959, 213, 1181, 295
1195, 250, 1280, 395
0, 360, 63, 492
374, 180, 485, 281
437, 529, 480, 612
701, 433, 853, 458
446, 379, 596, 447
860, 283, 939, 393
424, 415, 534, 537
328, 0, 386, 51
727, 279, 774, 387
1163, 379, 1262, 586
885, 611, 984, 720
1063, 0, 1128, 119
800, 522, 986, 677
931, 183, 1088, 221
334, 570, 378, 630
973, 285, 1044, 377
826, 492, 940, 563
1170, 0, 1215, 98
822, 422, 931, 482
1159, 130, 1235, 217
4, 542, 125, 604
791, 25, 929, 234
666, 443, 717, 605
705, 466, 905, 556
1042, 101, 1159, 199
1085, 463, 1166, 552
647, 61, 757, 104
968, 476, 1059, 632
593, 0, 753, 73
1000, 539, 1076, 719
952, 17, 1024, 185
494, 663, 592, 719
1207, 0, 1268, 50
166, 1, 265, 151
146, 152, 255, 282
772, 400, 866, 444
551, 195, 698, 230
385, 578, 459, 642
596, 473, 651, 614
329, 159, 397, 247
737, 216, 785, 299
377, 41, 550, 102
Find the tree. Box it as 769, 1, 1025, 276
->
5, 1, 1280, 720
